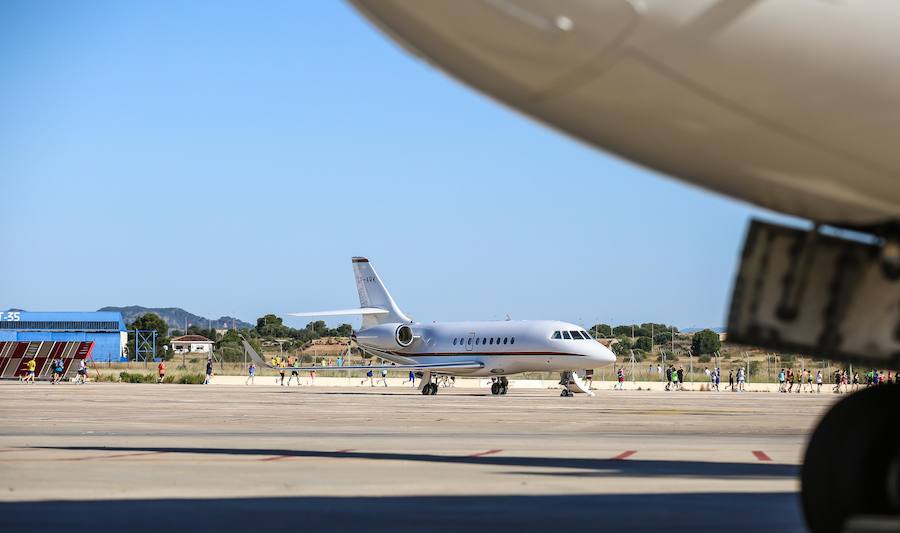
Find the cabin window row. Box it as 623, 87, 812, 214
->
452, 336, 515, 346
551, 330, 593, 340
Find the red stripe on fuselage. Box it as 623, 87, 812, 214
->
384, 351, 586, 357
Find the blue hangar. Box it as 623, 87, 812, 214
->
0, 311, 127, 362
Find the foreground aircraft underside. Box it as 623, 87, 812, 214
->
347, 1, 900, 531
246, 257, 615, 396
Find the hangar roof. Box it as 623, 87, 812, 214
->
0, 311, 126, 332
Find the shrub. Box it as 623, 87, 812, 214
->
95, 372, 119, 382
118, 371, 156, 383
176, 373, 205, 384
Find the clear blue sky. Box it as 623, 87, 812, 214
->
0, 1, 783, 330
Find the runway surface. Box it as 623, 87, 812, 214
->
0, 382, 838, 532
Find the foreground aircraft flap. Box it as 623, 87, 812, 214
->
728, 220, 900, 367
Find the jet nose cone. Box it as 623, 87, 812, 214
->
594, 343, 617, 365
350, 0, 639, 98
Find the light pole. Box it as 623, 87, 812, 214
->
689, 349, 693, 386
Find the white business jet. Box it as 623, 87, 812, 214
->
242, 257, 615, 396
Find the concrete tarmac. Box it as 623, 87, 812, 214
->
0, 382, 839, 532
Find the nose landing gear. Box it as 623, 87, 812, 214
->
559, 372, 574, 397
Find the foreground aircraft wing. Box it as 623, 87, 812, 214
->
288, 308, 388, 317
239, 337, 482, 372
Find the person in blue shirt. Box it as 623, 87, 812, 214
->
246, 363, 255, 385
362, 362, 374, 387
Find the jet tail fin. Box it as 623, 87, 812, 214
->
351, 257, 410, 327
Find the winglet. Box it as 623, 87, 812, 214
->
239, 336, 268, 367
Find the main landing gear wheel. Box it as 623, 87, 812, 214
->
491, 377, 509, 395
421, 383, 438, 395
560, 389, 573, 397
802, 384, 900, 533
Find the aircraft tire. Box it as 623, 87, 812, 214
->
801, 384, 900, 533
491, 383, 500, 395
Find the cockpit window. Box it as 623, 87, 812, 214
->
551, 331, 561, 339
570, 330, 584, 339
582, 331, 592, 339
562, 331, 572, 340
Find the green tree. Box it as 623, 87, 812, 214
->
256, 314, 282, 330
612, 337, 633, 356
634, 336, 653, 352
130, 312, 168, 337
691, 329, 721, 356
588, 324, 612, 337
612, 325, 634, 337
127, 313, 170, 359
654, 332, 673, 346
256, 314, 286, 337
215, 329, 251, 362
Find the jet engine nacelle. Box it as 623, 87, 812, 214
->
354, 322, 421, 352
395, 324, 414, 347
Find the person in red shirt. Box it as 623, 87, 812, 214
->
157, 361, 166, 383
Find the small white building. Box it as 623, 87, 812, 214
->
171, 334, 214, 354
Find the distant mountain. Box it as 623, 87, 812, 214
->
97, 306, 254, 330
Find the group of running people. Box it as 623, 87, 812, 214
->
777, 368, 824, 393
664, 365, 689, 391
269, 356, 316, 386
18, 356, 88, 384
828, 369, 899, 393
702, 367, 746, 392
